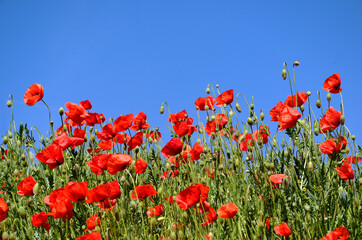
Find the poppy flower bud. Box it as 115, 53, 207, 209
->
326, 92, 331, 102
304, 204, 310, 212
130, 201, 137, 210
307, 161, 313, 171
250, 104, 255, 111
208, 232, 214, 240
293, 60, 300, 66
2, 232, 9, 240
338, 186, 344, 196
150, 218, 157, 227
282, 69, 287, 80
260, 111, 265, 121
182, 211, 188, 219
340, 115, 345, 125
273, 139, 277, 147
316, 100, 321, 108
160, 106, 165, 114
211, 115, 215, 121
33, 183, 39, 195
59, 107, 64, 116
229, 110, 234, 118
18, 206, 26, 218
74, 164, 80, 172
236, 103, 241, 113
216, 84, 219, 89
306, 91, 311, 96
299, 105, 304, 112
247, 117, 253, 125
6, 100, 12, 108
9, 233, 16, 240
206, 87, 211, 94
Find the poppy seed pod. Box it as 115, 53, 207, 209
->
6, 100, 12, 108
282, 69, 287, 80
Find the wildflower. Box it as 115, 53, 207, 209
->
131, 184, 157, 201
336, 162, 354, 181
201, 207, 217, 225
270, 174, 289, 188
45, 188, 74, 219
278, 106, 301, 131
215, 89, 234, 106
284, 92, 308, 107
85, 112, 105, 126
204, 114, 228, 136
253, 125, 269, 145
135, 157, 148, 174
274, 222, 292, 237
161, 138, 183, 157
161, 169, 179, 179
84, 214, 101, 232
31, 212, 50, 231
146, 131, 161, 142
79, 100, 92, 110
127, 131, 143, 151
147, 203, 164, 217
36, 144, 64, 169
239, 134, 254, 151
319, 136, 347, 155
86, 181, 121, 204
64, 102, 89, 126
168, 110, 188, 123
173, 118, 197, 137
195, 96, 216, 110
98, 140, 114, 150
0, 198, 9, 222
24, 84, 44, 106
17, 175, 37, 196
53, 132, 84, 150
114, 114, 133, 132
76, 231, 102, 240
190, 142, 204, 161
319, 226, 349, 240
87, 154, 111, 175
175, 185, 201, 210
344, 156, 361, 164
323, 73, 342, 93
319, 107, 341, 133
131, 112, 150, 131
269, 102, 286, 121
217, 202, 238, 219
107, 154, 133, 175
64, 181, 88, 202
96, 123, 117, 141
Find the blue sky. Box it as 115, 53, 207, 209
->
1, 1, 362, 147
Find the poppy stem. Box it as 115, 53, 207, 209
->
284, 63, 295, 107
41, 100, 54, 138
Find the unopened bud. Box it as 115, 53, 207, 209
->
306, 91, 311, 96
6, 100, 12, 108
260, 111, 265, 121
307, 161, 313, 171
159, 106, 164, 114
211, 115, 215, 121
300, 105, 304, 112
206, 87, 211, 94
59, 107, 64, 116
216, 84, 219, 89
351, 135, 355, 141
316, 100, 321, 108
293, 60, 300, 66
250, 104, 255, 110
247, 117, 253, 125
33, 183, 39, 195
229, 110, 234, 118
282, 69, 287, 80
326, 92, 331, 102
340, 115, 345, 125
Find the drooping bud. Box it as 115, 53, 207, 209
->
159, 105, 164, 114
282, 69, 287, 80
293, 60, 300, 66
6, 100, 12, 108
235, 103, 241, 113
316, 100, 321, 108
300, 105, 305, 112
229, 109, 234, 118
306, 91, 311, 96
206, 87, 211, 94
351, 135, 355, 141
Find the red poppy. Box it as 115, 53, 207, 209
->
56, 123, 72, 136
201, 207, 217, 226
168, 110, 188, 123
270, 174, 289, 188
45, 188, 73, 219
131, 112, 150, 131
344, 156, 361, 164
266, 217, 271, 229
146, 131, 161, 142
95, 198, 117, 210
190, 142, 204, 161
195, 96, 216, 111
115, 133, 131, 144
73, 128, 85, 138
336, 162, 354, 181
319, 107, 341, 133
269, 102, 286, 122
161, 138, 183, 157
31, 212, 50, 231
323, 73, 342, 94
127, 131, 144, 151
0, 197, 9, 222
64, 181, 88, 202
87, 154, 111, 175
107, 154, 133, 175
284, 92, 308, 107
319, 136, 347, 155
135, 157, 148, 174
36, 144, 64, 169
206, 167, 215, 178
215, 89, 234, 106
204, 114, 228, 136
84, 214, 101, 232
173, 118, 197, 137
253, 125, 269, 145
53, 133, 84, 150
131, 184, 157, 200
86, 180, 121, 203
114, 114, 133, 132
239, 134, 254, 151
147, 203, 164, 217
217, 202, 238, 219
76, 231, 102, 240
278, 106, 301, 131
98, 140, 114, 150
17, 175, 37, 196
85, 113, 105, 126
319, 226, 349, 240
161, 169, 179, 179
1, 149, 8, 160
65, 102, 90, 126
175, 185, 201, 210
80, 100, 92, 110
274, 222, 292, 237
96, 123, 117, 141
24, 84, 44, 106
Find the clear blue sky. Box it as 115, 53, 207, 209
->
1, 1, 362, 146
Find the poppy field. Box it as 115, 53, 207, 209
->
0, 62, 361, 239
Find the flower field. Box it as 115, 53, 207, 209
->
0, 62, 361, 239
